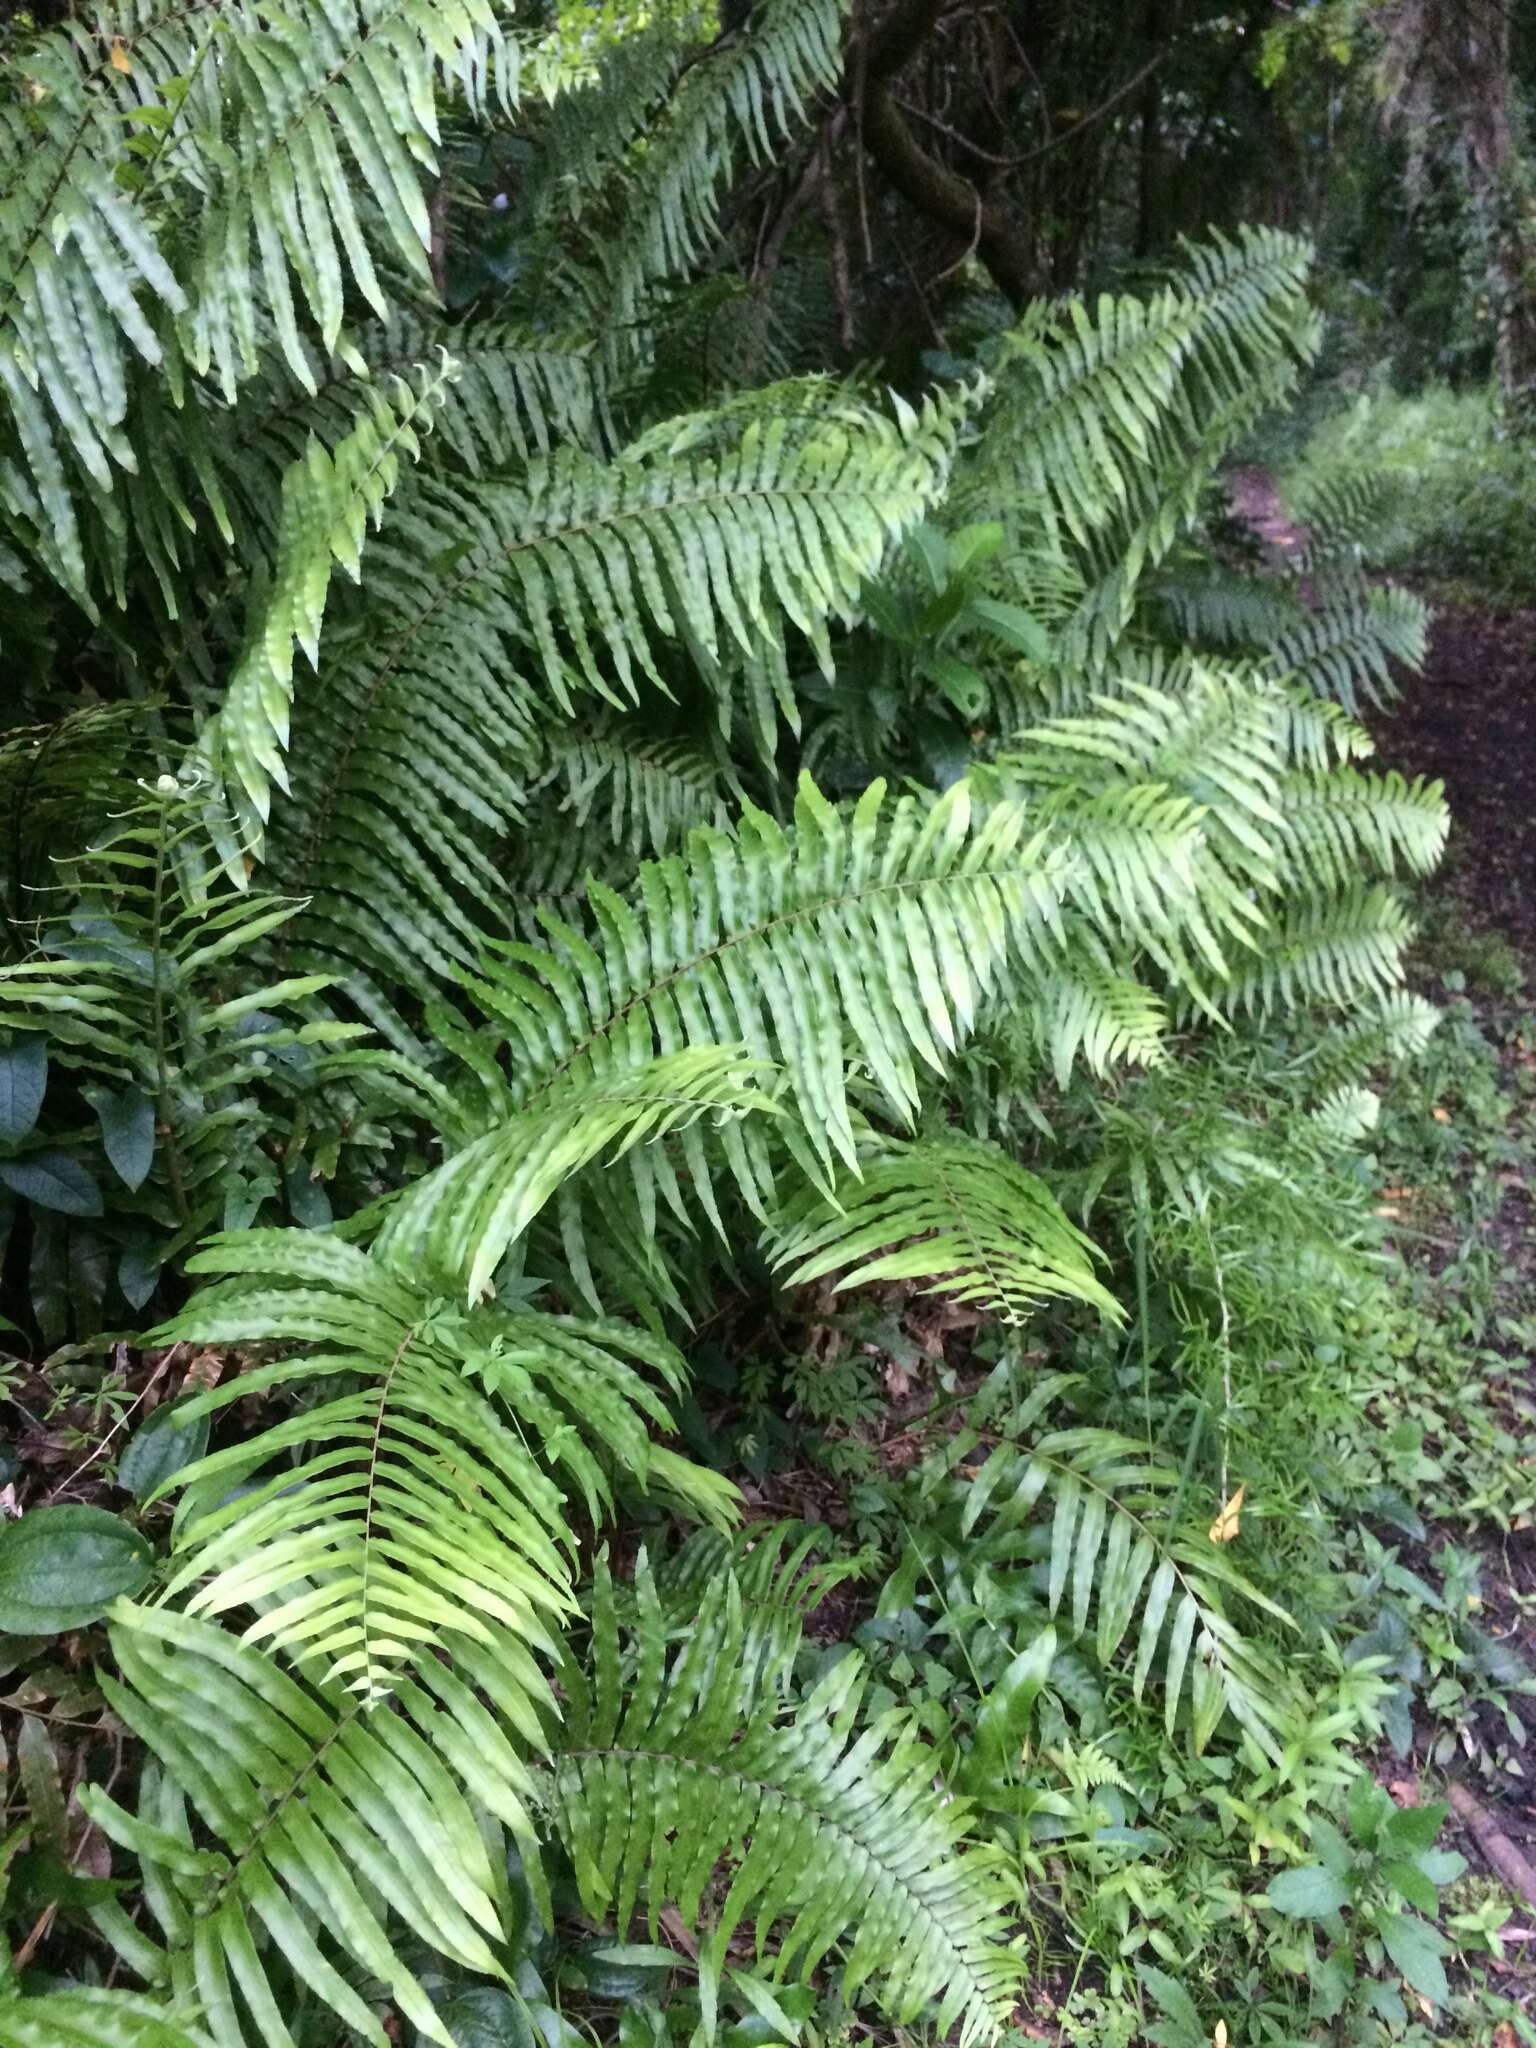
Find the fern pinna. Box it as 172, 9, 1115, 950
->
0, 1, 1448, 2043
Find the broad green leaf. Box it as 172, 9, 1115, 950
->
117, 1401, 211, 1502
1381, 1859, 1438, 1915
0, 1506, 152, 1634
1378, 1910, 1449, 2006
1380, 1799, 1447, 1857
0, 1036, 47, 1144
1265, 1864, 1350, 1918
0, 1151, 103, 1217
84, 1083, 156, 1191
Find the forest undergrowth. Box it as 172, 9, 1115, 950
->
4, 4, 1536, 2046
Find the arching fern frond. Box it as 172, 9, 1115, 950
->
263, 392, 968, 1010
438, 776, 1067, 1178
602, 0, 845, 333
89, 1623, 511, 2048
547, 1553, 1022, 2044
0, 1987, 210, 2048
957, 1428, 1295, 1754
1207, 885, 1414, 1019
182, 0, 515, 399
532, 723, 735, 855
1262, 584, 1429, 711
202, 358, 456, 861
372, 1045, 779, 1298
769, 1134, 1120, 1324
1273, 767, 1447, 893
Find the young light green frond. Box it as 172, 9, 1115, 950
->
1308, 1082, 1381, 1144
958, 1428, 1294, 1754
156, 1226, 723, 1666
372, 1045, 780, 1299
445, 775, 1067, 1176
1311, 990, 1442, 1082
204, 359, 456, 860
93, 1621, 508, 2048
769, 1134, 1121, 1324
548, 1554, 1022, 2044
0, 1987, 211, 2048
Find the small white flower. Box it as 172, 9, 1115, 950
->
155, 772, 179, 794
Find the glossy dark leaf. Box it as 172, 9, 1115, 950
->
0, 1151, 103, 1217
84, 1084, 156, 1191
0, 1506, 152, 1634
118, 1244, 162, 1312
0, 1035, 47, 1144
117, 1402, 210, 1502
442, 1988, 536, 2048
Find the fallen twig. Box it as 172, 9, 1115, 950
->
1449, 1781, 1536, 1909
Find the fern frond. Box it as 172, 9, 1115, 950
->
1263, 584, 1429, 711
972, 227, 1319, 662
769, 1133, 1121, 1324
533, 724, 735, 854
548, 1553, 1021, 2044
437, 776, 1066, 1179
602, 0, 844, 332
0, 20, 188, 602
1209, 885, 1414, 1018
203, 358, 456, 859
649, 1519, 864, 1683
372, 1045, 779, 1299
263, 392, 966, 1008
89, 1624, 509, 2048
959, 1429, 1294, 1754
1308, 1083, 1381, 1144
1034, 964, 1168, 1084
182, 0, 512, 399
0, 1987, 210, 2048
1274, 767, 1448, 893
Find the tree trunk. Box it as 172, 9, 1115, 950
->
1380, 0, 1536, 413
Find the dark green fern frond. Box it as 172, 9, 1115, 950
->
601, 0, 845, 333
533, 723, 736, 855
957, 1424, 1295, 1754
548, 1553, 1022, 2044
1261, 583, 1429, 711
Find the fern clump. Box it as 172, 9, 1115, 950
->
0, 4, 1458, 2044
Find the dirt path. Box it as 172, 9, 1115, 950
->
1383, 606, 1536, 955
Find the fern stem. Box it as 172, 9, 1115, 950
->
148, 800, 190, 1225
